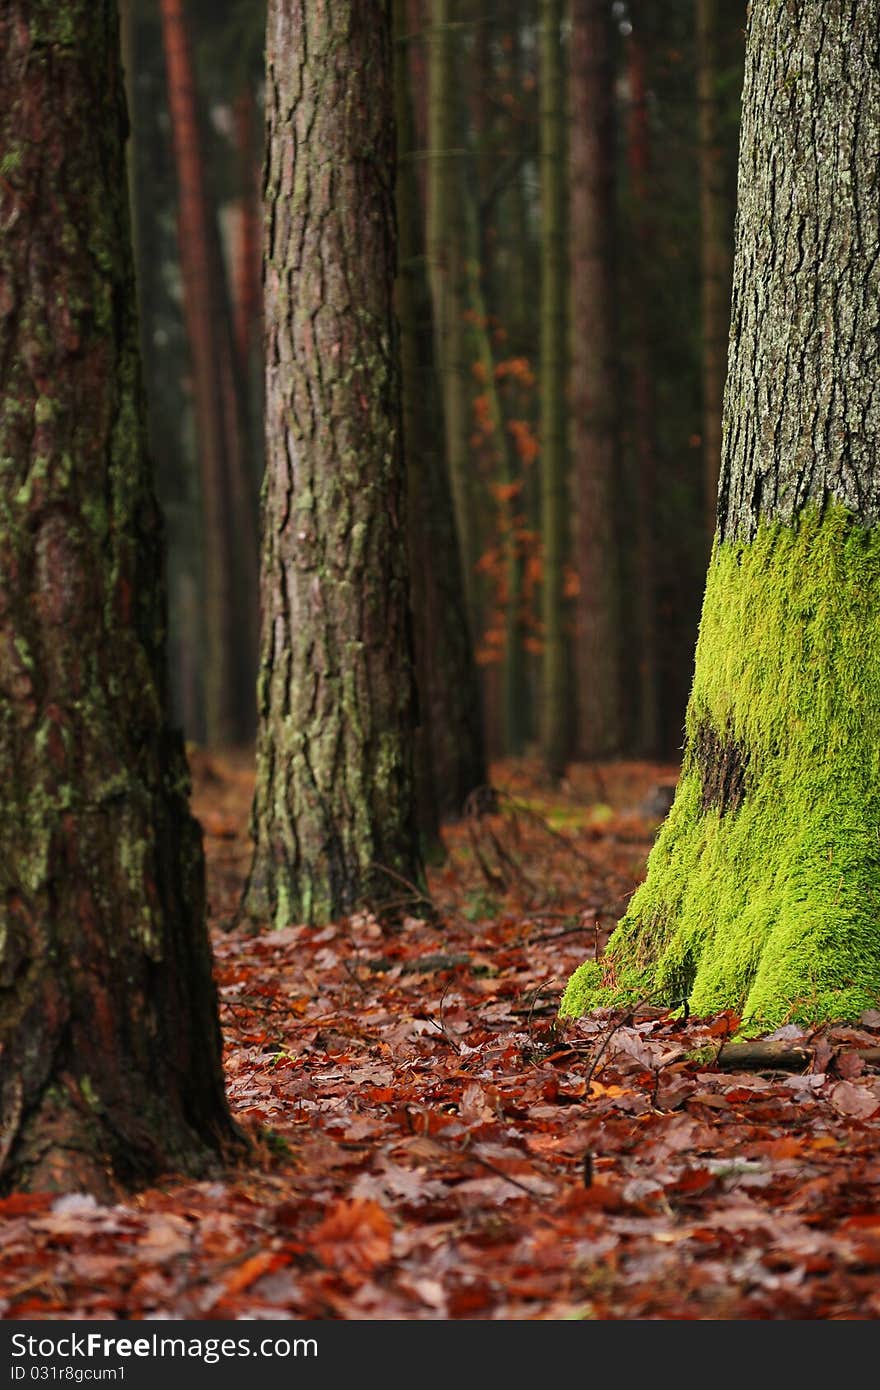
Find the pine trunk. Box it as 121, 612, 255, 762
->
539, 0, 570, 780
427, 0, 479, 627
160, 0, 257, 745
394, 0, 488, 827
563, 0, 880, 1030
626, 19, 659, 756
0, 0, 234, 1196
570, 0, 620, 758
242, 0, 424, 928
696, 0, 731, 544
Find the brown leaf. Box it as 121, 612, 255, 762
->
311, 1199, 393, 1273
829, 1080, 880, 1119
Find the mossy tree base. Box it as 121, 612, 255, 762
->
561, 508, 880, 1032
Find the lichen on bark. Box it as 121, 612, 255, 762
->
0, 0, 235, 1195
241, 0, 424, 928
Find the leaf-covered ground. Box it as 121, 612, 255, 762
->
3, 754, 880, 1320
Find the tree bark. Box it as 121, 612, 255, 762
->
426, 0, 480, 628
539, 0, 570, 780
696, 0, 731, 545
394, 0, 488, 829
242, 0, 424, 928
0, 0, 235, 1196
626, 15, 659, 756
570, 0, 621, 758
562, 0, 880, 1031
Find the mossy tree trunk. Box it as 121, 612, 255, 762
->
570, 0, 621, 758
0, 0, 235, 1196
394, 0, 488, 831
562, 0, 880, 1031
241, 0, 424, 929
539, 0, 570, 781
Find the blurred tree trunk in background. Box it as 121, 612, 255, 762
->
570, 0, 620, 757
626, 12, 659, 755
242, 0, 424, 928
232, 83, 262, 387
160, 0, 257, 746
696, 0, 731, 544
0, 0, 235, 1196
427, 0, 479, 629
394, 0, 488, 832
539, 0, 569, 780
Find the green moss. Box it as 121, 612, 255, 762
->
561, 506, 880, 1032
0, 148, 22, 178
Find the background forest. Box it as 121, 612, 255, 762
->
5, 0, 880, 1327
130, 0, 744, 767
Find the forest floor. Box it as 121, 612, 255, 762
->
3, 753, 880, 1320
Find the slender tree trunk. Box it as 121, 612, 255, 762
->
232, 84, 262, 382
0, 0, 235, 1197
563, 0, 880, 1029
394, 0, 488, 828
570, 0, 620, 757
242, 0, 424, 928
159, 0, 257, 745
626, 17, 659, 755
540, 0, 569, 780
427, 0, 479, 627
463, 225, 527, 756
696, 0, 731, 545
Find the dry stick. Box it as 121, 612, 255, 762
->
493, 789, 613, 880
432, 1135, 548, 1201
369, 861, 476, 934
524, 978, 558, 1052
582, 998, 654, 1093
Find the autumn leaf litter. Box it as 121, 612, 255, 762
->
3, 755, 880, 1320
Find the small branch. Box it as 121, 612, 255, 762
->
714, 1041, 880, 1071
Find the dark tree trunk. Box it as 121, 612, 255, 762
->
0, 0, 235, 1196
696, 0, 732, 545
242, 0, 424, 928
427, 0, 480, 629
539, 0, 570, 781
160, 0, 257, 745
394, 0, 488, 829
626, 16, 659, 756
563, 0, 880, 1030
570, 0, 621, 758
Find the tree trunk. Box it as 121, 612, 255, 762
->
394, 0, 488, 829
232, 83, 262, 384
696, 0, 731, 545
242, 0, 424, 928
626, 15, 659, 756
570, 0, 621, 758
539, 0, 570, 780
562, 0, 880, 1031
0, 0, 235, 1196
426, 0, 480, 628
160, 0, 257, 745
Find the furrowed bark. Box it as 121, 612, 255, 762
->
0, 0, 236, 1195
242, 0, 424, 928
